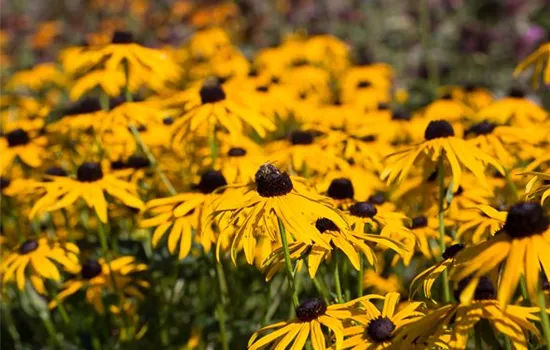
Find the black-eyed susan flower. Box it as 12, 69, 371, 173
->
382, 120, 504, 192
514, 41, 550, 88
455, 205, 506, 243
263, 217, 406, 279
30, 161, 144, 223
1, 238, 79, 291
422, 94, 475, 122
209, 163, 347, 264
140, 170, 227, 259
396, 276, 541, 350
341, 292, 423, 349
0, 128, 48, 175
248, 297, 351, 350
451, 202, 550, 306
49, 256, 148, 314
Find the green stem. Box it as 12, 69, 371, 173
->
358, 256, 364, 298
437, 155, 451, 303
214, 260, 229, 350
474, 327, 483, 349
277, 217, 299, 307
128, 124, 177, 196
41, 315, 59, 345
312, 277, 330, 304
208, 125, 219, 164
520, 276, 529, 305
536, 286, 550, 350
334, 254, 344, 303
52, 289, 71, 326
503, 335, 512, 350
418, 0, 439, 91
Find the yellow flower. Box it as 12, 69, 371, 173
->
8, 63, 66, 91
476, 88, 547, 127
1, 238, 79, 291
0, 128, 48, 175
523, 171, 550, 205
514, 42, 550, 88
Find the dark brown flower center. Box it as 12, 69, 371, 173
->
391, 111, 412, 121
111, 160, 127, 170
198, 170, 227, 194
349, 202, 377, 218
127, 155, 150, 169
77, 162, 103, 182
162, 117, 174, 125
327, 178, 354, 200
200, 80, 226, 104
81, 259, 102, 279
19, 239, 39, 254
368, 193, 386, 205
442, 243, 465, 260
256, 85, 269, 93
255, 163, 293, 197
503, 202, 549, 238
227, 147, 247, 157
44, 166, 67, 177
411, 215, 428, 229
424, 120, 455, 140
6, 129, 30, 147
315, 218, 340, 233
111, 31, 134, 44
508, 87, 525, 98
454, 276, 495, 301
357, 80, 372, 89
366, 316, 395, 342
289, 130, 314, 145
295, 298, 327, 322
465, 120, 497, 136
0, 177, 11, 190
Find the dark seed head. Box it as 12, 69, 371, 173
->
368, 193, 386, 205
442, 243, 465, 260
126, 155, 150, 169
198, 170, 227, 194
227, 147, 247, 157
77, 162, 104, 182
111, 31, 134, 44
454, 275, 495, 301
248, 68, 259, 77
349, 202, 378, 218
200, 78, 226, 104
508, 87, 525, 98
391, 111, 412, 121
440, 93, 453, 100
256, 85, 269, 93
110, 160, 127, 170
315, 218, 340, 233
377, 103, 390, 110
503, 202, 549, 239
255, 163, 293, 197
64, 98, 102, 116
162, 117, 174, 125
360, 135, 377, 142
81, 259, 103, 279
295, 298, 327, 322
137, 125, 147, 132
465, 120, 497, 136
289, 130, 314, 145
0, 177, 11, 190
424, 120, 455, 140
44, 167, 67, 177
327, 178, 354, 200
455, 186, 464, 196
19, 239, 39, 254
411, 216, 428, 229
357, 80, 372, 89
6, 128, 30, 147
366, 316, 396, 343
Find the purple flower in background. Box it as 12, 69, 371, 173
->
516, 25, 545, 59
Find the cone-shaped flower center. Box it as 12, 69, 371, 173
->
111, 31, 134, 44
349, 202, 377, 218
377, 102, 390, 110
64, 98, 102, 116
255, 164, 293, 197
315, 218, 340, 233
81, 259, 103, 279
200, 79, 226, 104
442, 243, 465, 260
465, 120, 497, 136
19, 239, 39, 254
256, 85, 269, 93
360, 135, 377, 142
508, 87, 525, 98
295, 298, 327, 322
424, 120, 455, 140
77, 162, 104, 182
162, 117, 174, 125
440, 93, 453, 100
289, 130, 314, 145
0, 177, 11, 190
45, 167, 67, 177
455, 276, 495, 301
327, 178, 354, 200
368, 193, 386, 205
366, 316, 395, 342
127, 155, 150, 169
6, 128, 30, 147
357, 80, 372, 88
411, 215, 428, 229
228, 147, 247, 157
503, 202, 549, 238
198, 170, 227, 194
391, 111, 411, 121
111, 160, 127, 170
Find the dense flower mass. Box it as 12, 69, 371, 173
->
1, 1, 550, 349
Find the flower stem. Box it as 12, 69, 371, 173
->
214, 260, 230, 350
277, 217, 299, 307
536, 286, 550, 350
437, 155, 451, 303
128, 124, 177, 195
334, 254, 344, 303
358, 256, 364, 298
